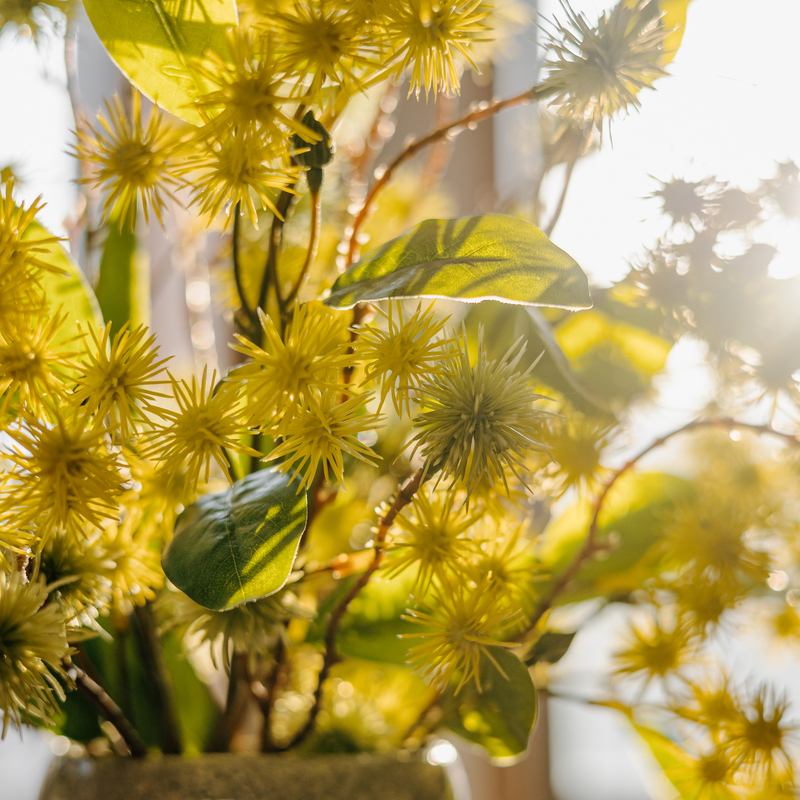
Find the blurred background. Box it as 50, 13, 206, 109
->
2, 0, 799, 797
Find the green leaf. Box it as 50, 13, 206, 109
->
82, 0, 238, 125
95, 214, 150, 336
163, 469, 308, 610
24, 221, 103, 337
442, 647, 537, 761
632, 724, 702, 800
525, 631, 576, 666
537, 472, 693, 603
324, 214, 591, 310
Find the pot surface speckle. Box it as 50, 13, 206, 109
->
39, 753, 453, 800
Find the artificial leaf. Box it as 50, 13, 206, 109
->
95, 212, 150, 336
325, 214, 591, 310
163, 469, 307, 610
525, 631, 577, 666
24, 221, 103, 337
82, 0, 237, 125
442, 647, 537, 761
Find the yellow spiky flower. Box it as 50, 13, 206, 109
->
193, 29, 315, 145
614, 609, 697, 689
189, 130, 303, 228
72, 322, 170, 441
266, 388, 383, 491
359, 302, 457, 417
229, 302, 352, 430
385, 487, 482, 596
270, 1, 379, 95
403, 577, 518, 692
72, 92, 183, 227
539, 1, 669, 133
146, 367, 259, 491
386, 0, 492, 97
0, 570, 70, 736
4, 408, 123, 532
0, 310, 81, 419
729, 687, 797, 783
411, 327, 550, 494
0, 183, 62, 332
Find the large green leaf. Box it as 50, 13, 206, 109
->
82, 0, 237, 124
163, 469, 308, 610
24, 221, 103, 337
325, 214, 592, 310
442, 647, 537, 761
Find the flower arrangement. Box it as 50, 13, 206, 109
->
3, 1, 800, 798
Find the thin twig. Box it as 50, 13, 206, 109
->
260, 637, 286, 752
543, 155, 577, 237
284, 186, 321, 308
205, 652, 250, 752
257, 189, 297, 334
70, 665, 148, 757
518, 417, 800, 641
343, 86, 543, 268
288, 466, 430, 747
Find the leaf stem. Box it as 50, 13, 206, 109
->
232, 203, 258, 336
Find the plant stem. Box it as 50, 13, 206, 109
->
70, 664, 148, 757
206, 652, 249, 753
132, 604, 182, 755
343, 85, 544, 268
232, 203, 258, 336
543, 155, 577, 237
284, 186, 321, 307
517, 417, 800, 642
288, 466, 430, 747
257, 189, 297, 338
260, 637, 286, 752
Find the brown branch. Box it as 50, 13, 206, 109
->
288, 466, 430, 747
518, 417, 800, 641
70, 665, 148, 758
343, 86, 544, 268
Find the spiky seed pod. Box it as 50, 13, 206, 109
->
410, 327, 549, 496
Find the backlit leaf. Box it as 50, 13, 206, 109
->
325, 215, 591, 310
82, 0, 237, 124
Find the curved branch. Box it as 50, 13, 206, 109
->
518, 417, 800, 641
343, 86, 544, 268
288, 466, 429, 747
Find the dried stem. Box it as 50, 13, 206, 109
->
70, 664, 148, 758
518, 417, 800, 641
288, 466, 430, 747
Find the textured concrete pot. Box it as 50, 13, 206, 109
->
39, 752, 453, 800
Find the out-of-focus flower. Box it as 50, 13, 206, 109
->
72, 93, 183, 227
0, 570, 69, 736
539, 1, 669, 134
